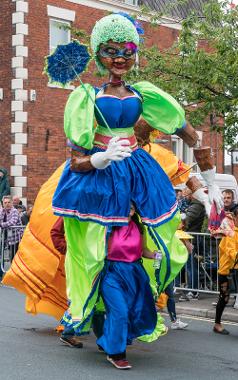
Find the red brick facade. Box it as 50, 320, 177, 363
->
0, 0, 225, 203
0, 1, 14, 170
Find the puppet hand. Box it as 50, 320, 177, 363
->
192, 187, 211, 216
200, 167, 223, 214
90, 137, 132, 169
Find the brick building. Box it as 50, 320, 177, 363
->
0, 0, 226, 204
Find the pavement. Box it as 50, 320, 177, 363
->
172, 292, 238, 323
1, 282, 237, 323
1, 285, 238, 380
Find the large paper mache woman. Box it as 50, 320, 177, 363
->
52, 13, 188, 336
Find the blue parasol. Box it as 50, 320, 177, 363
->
44, 40, 115, 136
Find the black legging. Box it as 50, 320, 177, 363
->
215, 274, 230, 324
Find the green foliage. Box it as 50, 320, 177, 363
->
127, 0, 238, 149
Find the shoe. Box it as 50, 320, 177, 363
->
187, 292, 199, 300
107, 356, 132, 370
213, 327, 230, 335
60, 336, 83, 348
98, 345, 104, 352
179, 295, 190, 302
171, 319, 188, 330
212, 301, 217, 307
233, 303, 238, 310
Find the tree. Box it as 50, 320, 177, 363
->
127, 0, 238, 148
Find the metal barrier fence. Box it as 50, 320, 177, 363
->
0, 226, 25, 274
1, 228, 237, 296
175, 232, 238, 295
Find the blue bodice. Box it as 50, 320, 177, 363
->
94, 87, 143, 129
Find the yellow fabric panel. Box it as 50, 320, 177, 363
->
144, 143, 190, 185
218, 228, 238, 275
2, 164, 68, 320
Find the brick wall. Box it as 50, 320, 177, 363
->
0, 0, 14, 178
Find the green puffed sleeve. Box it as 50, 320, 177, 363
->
64, 84, 96, 150
133, 81, 186, 135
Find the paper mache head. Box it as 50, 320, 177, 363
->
90, 13, 141, 74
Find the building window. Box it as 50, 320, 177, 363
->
183, 143, 190, 164
124, 0, 138, 5
171, 136, 194, 166
49, 19, 70, 53
172, 138, 179, 157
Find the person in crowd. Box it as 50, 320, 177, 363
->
222, 189, 235, 212
12, 196, 26, 212
0, 168, 10, 203
20, 204, 33, 226
0, 195, 23, 265
213, 206, 238, 334
178, 187, 192, 214
221, 190, 238, 308
0, 202, 3, 281
179, 192, 206, 301
165, 281, 188, 330
175, 189, 183, 201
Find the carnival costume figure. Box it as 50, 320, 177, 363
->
3, 12, 223, 370
52, 14, 223, 367
52, 12, 188, 339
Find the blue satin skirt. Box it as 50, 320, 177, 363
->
97, 260, 157, 355
52, 147, 177, 227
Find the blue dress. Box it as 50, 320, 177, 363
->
53, 87, 177, 227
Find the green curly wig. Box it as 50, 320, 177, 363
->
91, 14, 140, 74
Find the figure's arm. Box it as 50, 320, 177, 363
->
175, 121, 223, 213
70, 137, 132, 172
134, 117, 223, 215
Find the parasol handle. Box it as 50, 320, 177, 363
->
67, 77, 113, 139
78, 78, 116, 137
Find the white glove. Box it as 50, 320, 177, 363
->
200, 167, 223, 214
90, 136, 132, 170
192, 187, 211, 216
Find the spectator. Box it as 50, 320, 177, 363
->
0, 168, 10, 203
175, 189, 183, 201
0, 195, 23, 262
165, 229, 193, 329
213, 206, 238, 334
178, 187, 191, 214
179, 193, 206, 301
222, 189, 235, 211
12, 196, 26, 212
20, 204, 33, 226
222, 190, 238, 307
